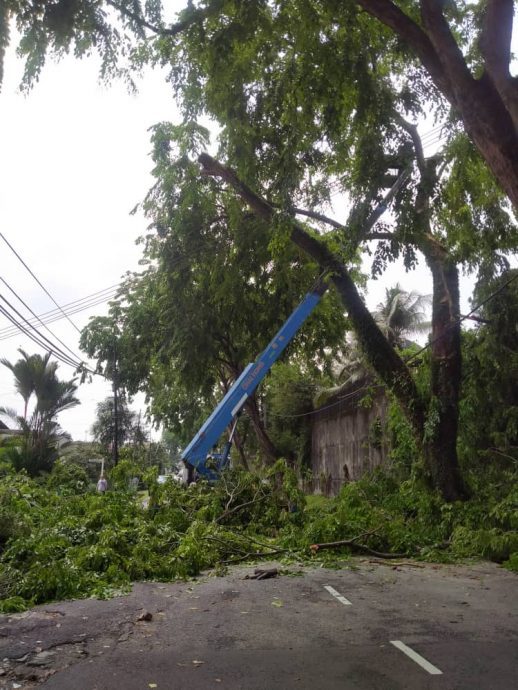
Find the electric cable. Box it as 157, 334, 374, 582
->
0, 299, 80, 370
0, 292, 81, 368
0, 275, 85, 363
0, 288, 120, 340
0, 231, 82, 333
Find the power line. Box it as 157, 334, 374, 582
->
0, 297, 81, 370
405, 270, 518, 368
0, 294, 99, 377
0, 274, 84, 363
419, 124, 446, 144
0, 232, 82, 333
0, 287, 119, 340
0, 238, 214, 348
5, 283, 119, 323
0, 291, 81, 368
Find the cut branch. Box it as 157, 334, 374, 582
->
310, 539, 409, 559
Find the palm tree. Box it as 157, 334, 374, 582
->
0, 351, 80, 476
315, 285, 431, 407
0, 349, 38, 419
373, 284, 431, 349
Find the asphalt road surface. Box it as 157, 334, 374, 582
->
0, 560, 516, 689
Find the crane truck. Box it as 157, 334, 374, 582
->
181, 280, 328, 481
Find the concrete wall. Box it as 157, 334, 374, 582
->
308, 382, 389, 496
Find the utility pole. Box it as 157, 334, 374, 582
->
112, 355, 119, 466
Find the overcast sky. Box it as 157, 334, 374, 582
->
0, 38, 180, 439
0, 18, 499, 442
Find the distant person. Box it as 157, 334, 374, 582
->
97, 475, 108, 493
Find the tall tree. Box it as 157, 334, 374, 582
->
81, 123, 349, 466
91, 396, 137, 455
4, 1, 518, 498
2, 3, 517, 208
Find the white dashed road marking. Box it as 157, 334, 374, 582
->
390, 640, 443, 675
323, 585, 352, 606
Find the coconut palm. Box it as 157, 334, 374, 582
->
0, 351, 80, 476
373, 284, 431, 349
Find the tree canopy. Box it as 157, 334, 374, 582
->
82, 122, 349, 457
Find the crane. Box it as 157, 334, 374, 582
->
181, 279, 328, 480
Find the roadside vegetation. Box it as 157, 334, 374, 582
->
0, 450, 516, 614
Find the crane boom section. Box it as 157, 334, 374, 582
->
181, 282, 326, 475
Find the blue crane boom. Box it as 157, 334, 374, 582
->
181, 280, 327, 479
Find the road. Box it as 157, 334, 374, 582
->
0, 560, 516, 689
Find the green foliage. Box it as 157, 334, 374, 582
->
1, 452, 516, 613
0, 461, 305, 610
263, 361, 324, 469
81, 122, 348, 454
1, 0, 154, 89
459, 269, 518, 463
386, 396, 419, 474
47, 459, 89, 495
91, 397, 139, 454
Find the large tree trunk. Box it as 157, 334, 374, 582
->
244, 395, 279, 466
422, 240, 469, 501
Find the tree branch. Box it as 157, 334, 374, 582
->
198, 153, 426, 437
106, 0, 218, 38
310, 538, 409, 559
356, 0, 453, 100
396, 116, 426, 175
419, 0, 476, 94
289, 206, 344, 230
480, 0, 513, 78
289, 166, 411, 239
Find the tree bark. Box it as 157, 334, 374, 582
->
420, 237, 469, 501
244, 395, 279, 466
232, 428, 250, 471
